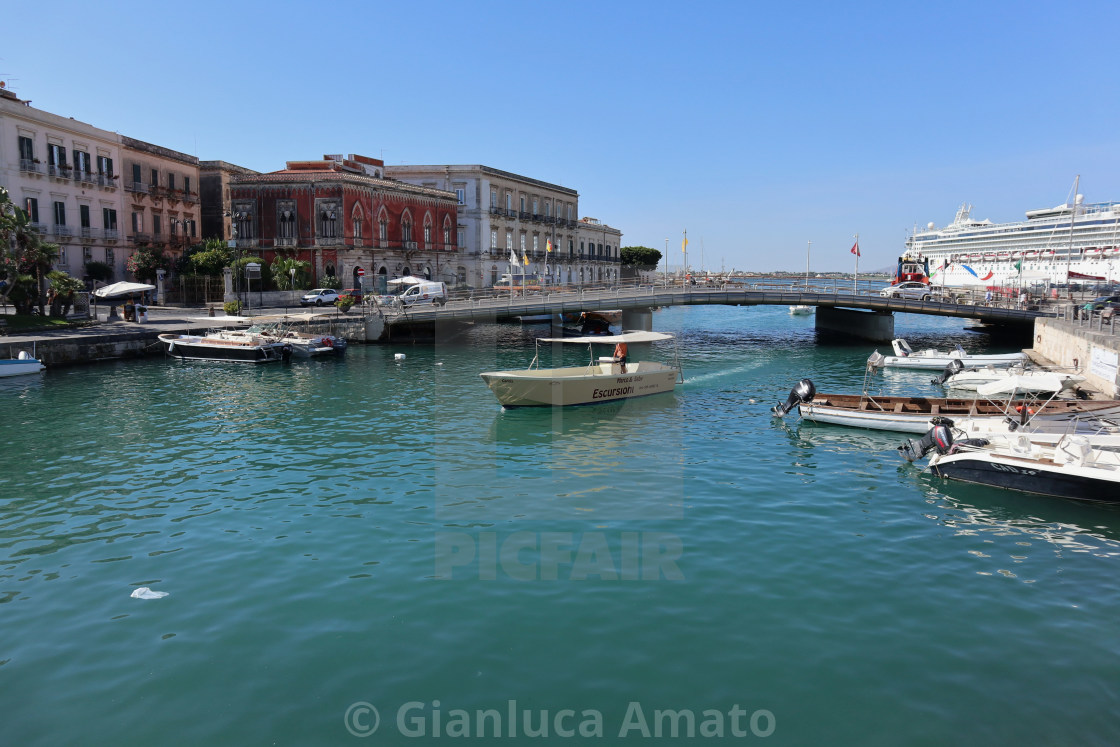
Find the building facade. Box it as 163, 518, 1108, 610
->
0, 87, 201, 285
199, 160, 259, 242
229, 154, 459, 289
121, 136, 201, 269
0, 86, 127, 281
383, 164, 622, 288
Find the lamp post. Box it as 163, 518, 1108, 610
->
289, 267, 296, 313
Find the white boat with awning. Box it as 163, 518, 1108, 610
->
479, 330, 682, 408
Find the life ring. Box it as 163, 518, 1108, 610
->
322, 338, 333, 347
1015, 405, 1035, 415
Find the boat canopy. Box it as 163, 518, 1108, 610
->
539, 330, 674, 345
386, 275, 428, 286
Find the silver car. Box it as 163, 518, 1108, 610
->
880, 281, 932, 301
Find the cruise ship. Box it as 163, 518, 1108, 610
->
903, 194, 1120, 289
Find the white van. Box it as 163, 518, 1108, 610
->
398, 281, 448, 307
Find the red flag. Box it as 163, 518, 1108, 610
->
850, 241, 860, 257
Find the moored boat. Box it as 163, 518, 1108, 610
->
771, 378, 1120, 434
0, 351, 46, 378
899, 424, 1120, 503
480, 330, 681, 407
874, 338, 1028, 370
159, 332, 292, 363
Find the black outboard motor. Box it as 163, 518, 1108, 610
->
898, 422, 955, 462
930, 358, 965, 385
772, 378, 815, 417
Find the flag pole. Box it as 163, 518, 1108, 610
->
852, 233, 859, 294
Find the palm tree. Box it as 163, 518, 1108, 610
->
1, 187, 59, 314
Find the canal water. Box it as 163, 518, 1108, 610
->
2, 305, 1119, 745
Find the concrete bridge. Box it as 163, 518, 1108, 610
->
367, 282, 1049, 342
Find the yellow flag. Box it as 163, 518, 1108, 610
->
682, 232, 688, 254
522, 250, 529, 266
546, 238, 552, 253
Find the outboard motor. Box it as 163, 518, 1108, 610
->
931, 358, 965, 385
898, 422, 955, 462
772, 378, 815, 418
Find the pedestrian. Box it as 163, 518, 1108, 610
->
984, 289, 992, 305
613, 341, 628, 374
1018, 290, 1027, 309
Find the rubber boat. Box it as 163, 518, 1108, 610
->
872, 338, 1028, 370
479, 330, 682, 407
931, 359, 1084, 394
0, 351, 46, 378
899, 422, 1120, 503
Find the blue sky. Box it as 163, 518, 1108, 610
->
5, 0, 1120, 272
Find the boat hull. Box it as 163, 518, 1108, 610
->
880, 353, 1027, 370
480, 361, 680, 407
0, 359, 46, 377
798, 394, 1120, 434
159, 334, 291, 363
930, 453, 1120, 503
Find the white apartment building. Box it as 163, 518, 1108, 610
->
0, 86, 199, 283
384, 164, 622, 288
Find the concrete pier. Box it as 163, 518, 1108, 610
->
815, 307, 894, 342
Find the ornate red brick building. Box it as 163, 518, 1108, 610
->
228, 154, 459, 289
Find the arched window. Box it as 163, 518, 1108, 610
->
423, 212, 433, 245
378, 207, 389, 246
351, 204, 364, 241
401, 209, 413, 244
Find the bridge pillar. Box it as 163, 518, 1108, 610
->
815, 307, 894, 342
621, 307, 654, 332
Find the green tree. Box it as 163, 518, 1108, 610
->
232, 255, 272, 290
126, 246, 170, 283
271, 257, 311, 290
1, 186, 60, 314
47, 270, 85, 317
620, 246, 662, 268
84, 260, 114, 283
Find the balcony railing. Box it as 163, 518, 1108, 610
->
75, 170, 95, 184
518, 211, 531, 220
274, 237, 297, 247
48, 165, 71, 179
133, 232, 152, 243
96, 173, 117, 187
128, 181, 149, 194
30, 222, 48, 233
104, 229, 119, 241
404, 241, 418, 250
80, 227, 94, 239
19, 159, 41, 173
54, 225, 73, 237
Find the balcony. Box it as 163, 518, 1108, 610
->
96, 173, 118, 187
274, 237, 296, 247
75, 170, 96, 185
54, 225, 73, 238
79, 227, 96, 240
404, 241, 418, 251
104, 229, 119, 242
19, 159, 41, 174
183, 192, 199, 204
518, 211, 531, 220
48, 165, 72, 180
133, 232, 152, 243
127, 181, 149, 195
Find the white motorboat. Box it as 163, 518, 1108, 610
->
872, 338, 1028, 370
899, 423, 1120, 504
0, 351, 46, 378
479, 330, 682, 408
225, 318, 347, 358
931, 359, 1084, 394
788, 305, 813, 315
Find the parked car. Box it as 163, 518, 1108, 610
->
340, 288, 363, 301
880, 281, 933, 301
300, 288, 341, 306
1085, 294, 1120, 310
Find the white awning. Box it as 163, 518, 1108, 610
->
539, 330, 674, 344
93, 281, 156, 300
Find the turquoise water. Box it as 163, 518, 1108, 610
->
2, 306, 1119, 745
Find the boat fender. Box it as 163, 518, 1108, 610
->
18, 351, 31, 360
168, 341, 175, 353
323, 338, 333, 347
897, 424, 954, 462
771, 378, 815, 418
1015, 405, 1035, 416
